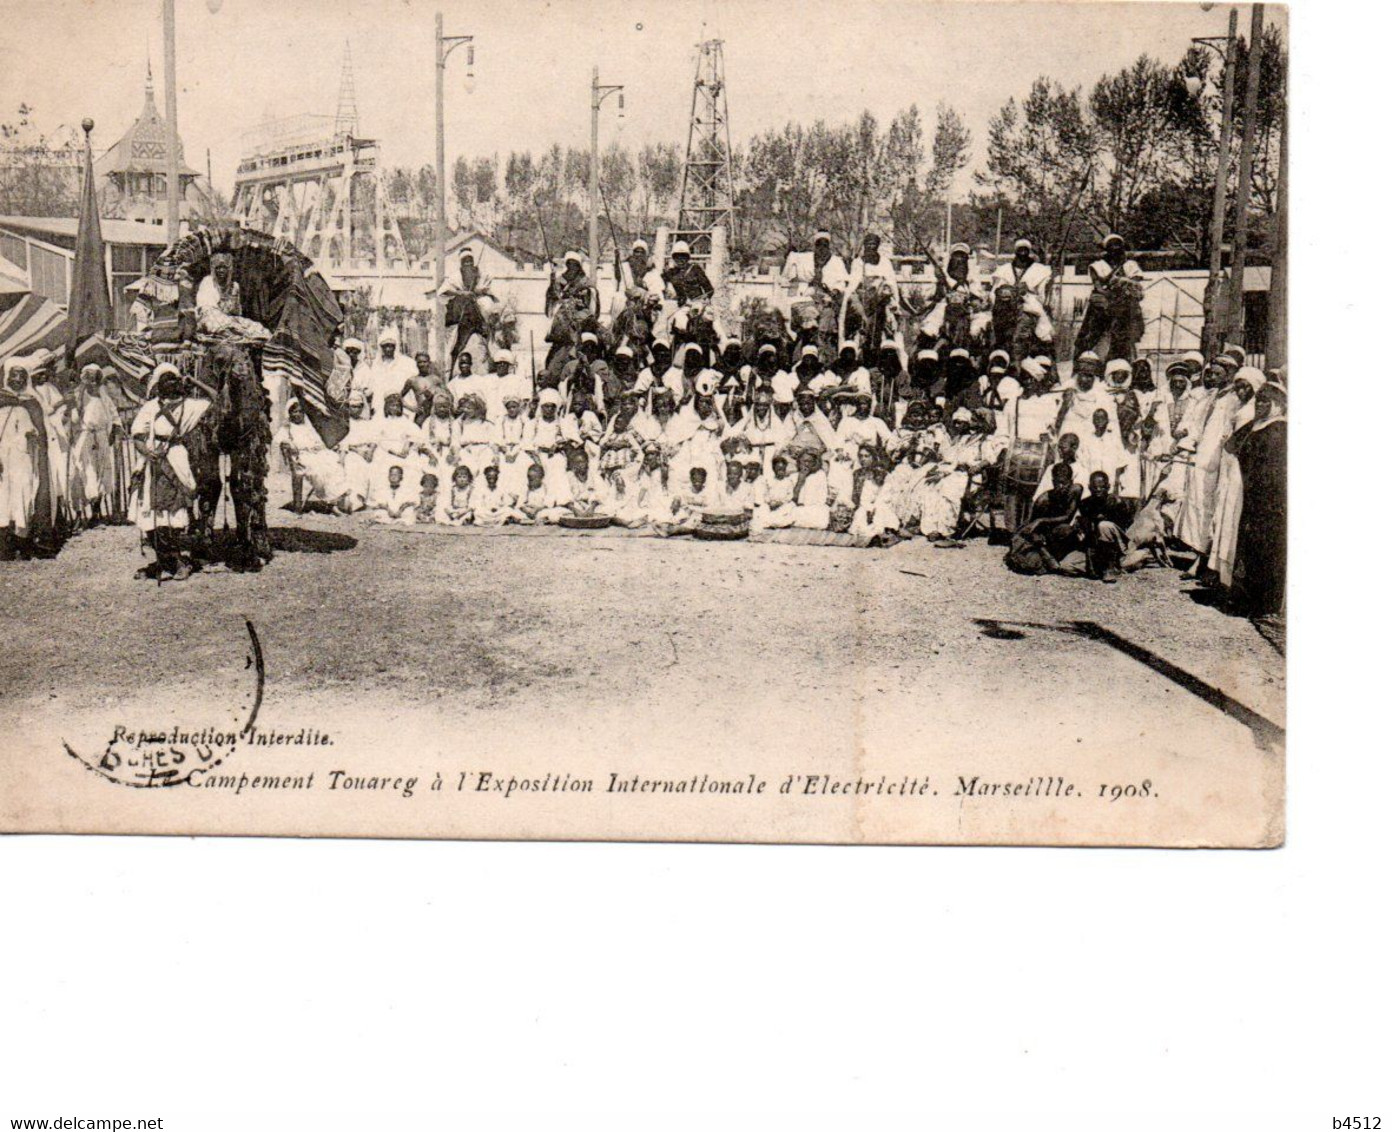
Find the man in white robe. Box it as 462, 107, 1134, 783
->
0, 363, 46, 551
67, 365, 123, 524
128, 364, 211, 580
340, 391, 379, 510
990, 238, 1052, 301
359, 328, 417, 418
276, 399, 353, 512
28, 364, 72, 524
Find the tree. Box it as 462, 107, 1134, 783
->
892, 102, 972, 254
743, 121, 835, 255
977, 78, 1100, 262
0, 104, 81, 217
1090, 55, 1189, 231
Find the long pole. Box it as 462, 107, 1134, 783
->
434, 12, 447, 374
1201, 7, 1240, 355
589, 67, 600, 296
1267, 80, 1287, 369
1225, 3, 1264, 350
163, 0, 179, 245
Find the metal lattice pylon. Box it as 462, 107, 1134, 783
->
674, 38, 735, 266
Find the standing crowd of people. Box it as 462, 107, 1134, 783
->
0, 357, 135, 560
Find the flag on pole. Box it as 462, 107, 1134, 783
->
67, 119, 113, 360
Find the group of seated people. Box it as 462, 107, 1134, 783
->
275, 327, 1285, 611
276, 332, 1028, 542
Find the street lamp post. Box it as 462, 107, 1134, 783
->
435, 12, 475, 374
590, 68, 624, 302
1193, 8, 1239, 356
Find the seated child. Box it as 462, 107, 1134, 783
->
721, 455, 751, 509
758, 450, 830, 530
1005, 462, 1085, 575
415, 472, 441, 525
441, 465, 475, 526
613, 445, 672, 529
1077, 470, 1130, 583
559, 447, 604, 517
658, 465, 714, 535
471, 463, 526, 526
517, 462, 563, 524
752, 452, 796, 530
369, 463, 417, 525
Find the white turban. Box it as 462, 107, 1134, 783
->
492, 348, 515, 364
378, 327, 400, 346
671, 240, 691, 256
1233, 366, 1266, 392
538, 389, 562, 408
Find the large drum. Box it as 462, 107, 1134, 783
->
1002, 438, 1052, 531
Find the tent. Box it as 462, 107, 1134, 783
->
0, 292, 68, 361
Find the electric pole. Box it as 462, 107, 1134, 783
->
1198, 7, 1239, 356
434, 12, 474, 373
590, 68, 624, 299
1226, 3, 1264, 350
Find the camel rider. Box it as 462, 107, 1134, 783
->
620, 239, 663, 302
1088, 233, 1143, 296
609, 239, 664, 326
662, 240, 715, 308
846, 232, 902, 308
560, 332, 611, 414
546, 251, 595, 318
921, 242, 985, 344
1074, 234, 1144, 362
193, 252, 269, 339
990, 238, 1052, 302
196, 252, 241, 318
989, 238, 1055, 353
445, 248, 494, 369
664, 240, 723, 346
781, 230, 849, 308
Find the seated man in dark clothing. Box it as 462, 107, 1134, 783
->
1077, 470, 1130, 583
1005, 462, 1084, 576
663, 241, 715, 306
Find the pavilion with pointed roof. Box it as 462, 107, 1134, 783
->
93, 64, 206, 225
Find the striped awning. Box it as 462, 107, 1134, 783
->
0, 293, 67, 361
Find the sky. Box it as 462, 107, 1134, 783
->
0, 0, 1284, 195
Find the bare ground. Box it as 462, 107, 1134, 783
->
0, 474, 1285, 843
